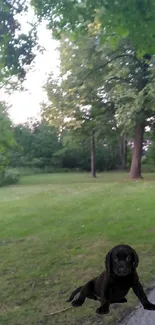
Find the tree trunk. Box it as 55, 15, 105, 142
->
129, 123, 145, 179
120, 136, 127, 170
90, 130, 96, 177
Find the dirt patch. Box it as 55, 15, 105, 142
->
0, 238, 25, 246
147, 227, 155, 233
0, 236, 37, 246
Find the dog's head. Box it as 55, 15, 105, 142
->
105, 245, 139, 277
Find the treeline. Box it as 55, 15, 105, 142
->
9, 120, 129, 173
0, 100, 155, 186
7, 119, 155, 174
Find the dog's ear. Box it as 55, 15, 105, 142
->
105, 249, 112, 272
132, 248, 139, 268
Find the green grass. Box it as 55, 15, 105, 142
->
1, 172, 155, 325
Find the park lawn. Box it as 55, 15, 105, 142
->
1, 173, 155, 325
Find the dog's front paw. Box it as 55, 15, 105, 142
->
144, 303, 155, 310
96, 307, 109, 314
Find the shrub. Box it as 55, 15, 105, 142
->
18, 167, 43, 176
2, 168, 20, 186
141, 163, 155, 173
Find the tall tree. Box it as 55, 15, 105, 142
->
42, 35, 119, 177
60, 36, 155, 178
102, 48, 153, 178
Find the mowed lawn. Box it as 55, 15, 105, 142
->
1, 172, 155, 325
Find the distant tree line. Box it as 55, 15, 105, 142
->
7, 119, 155, 175
1, 99, 155, 185
9, 120, 127, 173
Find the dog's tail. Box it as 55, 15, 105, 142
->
66, 286, 83, 302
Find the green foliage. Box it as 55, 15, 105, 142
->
0, 102, 14, 151
42, 33, 154, 175
42, 35, 124, 173
32, 0, 155, 55
0, 102, 17, 183
32, 0, 155, 179
1, 168, 20, 186
144, 132, 155, 168
10, 120, 123, 172
11, 121, 61, 169
141, 163, 155, 173
0, 152, 9, 174
0, 0, 38, 87
43, 32, 155, 136
16, 167, 43, 176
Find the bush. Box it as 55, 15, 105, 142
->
17, 167, 43, 176
17, 166, 84, 176
2, 168, 20, 186
43, 166, 55, 173
43, 167, 82, 173
141, 163, 155, 173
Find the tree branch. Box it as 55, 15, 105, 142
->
105, 76, 130, 83
5, 0, 27, 12
0, 77, 13, 90
80, 54, 142, 86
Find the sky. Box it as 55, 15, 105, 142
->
0, 9, 60, 124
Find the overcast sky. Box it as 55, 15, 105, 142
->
0, 8, 60, 124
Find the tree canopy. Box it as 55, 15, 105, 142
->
31, 0, 155, 178
0, 102, 16, 174
32, 0, 155, 55
0, 0, 38, 88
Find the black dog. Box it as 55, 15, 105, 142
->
67, 244, 155, 314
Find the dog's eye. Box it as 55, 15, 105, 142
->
126, 256, 131, 261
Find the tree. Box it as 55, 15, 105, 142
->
11, 120, 61, 169
55, 35, 155, 177
0, 102, 16, 177
32, 0, 155, 55
52, 127, 121, 172
32, 0, 155, 179
74, 39, 155, 178
0, 0, 38, 88
101, 48, 152, 179
42, 34, 122, 177
10, 117, 122, 172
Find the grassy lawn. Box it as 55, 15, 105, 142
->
1, 172, 155, 325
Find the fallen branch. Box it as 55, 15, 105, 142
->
44, 306, 72, 316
